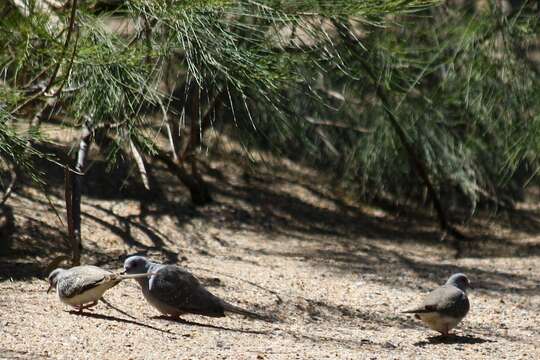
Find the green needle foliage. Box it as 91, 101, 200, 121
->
232, 2, 540, 215
0, 0, 539, 221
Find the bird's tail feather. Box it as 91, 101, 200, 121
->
222, 302, 276, 322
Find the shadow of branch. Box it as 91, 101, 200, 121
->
68, 310, 171, 334
152, 315, 269, 335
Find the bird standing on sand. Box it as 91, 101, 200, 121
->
402, 273, 470, 336
48, 265, 154, 312
123, 256, 268, 320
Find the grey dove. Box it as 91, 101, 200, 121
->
48, 265, 154, 312
123, 256, 268, 320
402, 273, 470, 336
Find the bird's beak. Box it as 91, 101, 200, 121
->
119, 269, 127, 275
47, 284, 53, 293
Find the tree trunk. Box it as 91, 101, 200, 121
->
156, 151, 212, 206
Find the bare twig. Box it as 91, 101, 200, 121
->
129, 139, 150, 190
157, 98, 178, 160
23, 64, 54, 90
305, 116, 370, 133
10, 90, 48, 115
165, 122, 177, 161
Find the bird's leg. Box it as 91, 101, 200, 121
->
441, 324, 450, 337
80, 301, 98, 310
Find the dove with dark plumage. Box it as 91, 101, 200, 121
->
48, 265, 153, 312
402, 273, 470, 336
123, 256, 268, 320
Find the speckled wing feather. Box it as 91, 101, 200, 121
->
404, 285, 469, 318
148, 265, 225, 317
58, 266, 114, 299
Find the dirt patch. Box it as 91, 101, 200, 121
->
1, 148, 539, 359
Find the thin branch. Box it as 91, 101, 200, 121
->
53, 24, 80, 97
165, 122, 177, 161
44, 0, 78, 94
10, 0, 78, 115
129, 139, 150, 190
305, 116, 370, 133
23, 64, 54, 89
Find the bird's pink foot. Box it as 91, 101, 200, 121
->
80, 301, 98, 310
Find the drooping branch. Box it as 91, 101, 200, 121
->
10, 0, 78, 115
179, 88, 226, 163
305, 116, 371, 133
332, 19, 467, 253
44, 0, 78, 94
155, 83, 225, 206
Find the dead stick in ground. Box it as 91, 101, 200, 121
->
68, 122, 93, 266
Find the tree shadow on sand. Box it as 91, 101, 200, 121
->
68, 311, 172, 334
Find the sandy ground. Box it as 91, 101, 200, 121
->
1, 148, 539, 359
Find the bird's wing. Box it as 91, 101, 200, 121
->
59, 266, 113, 298
404, 285, 469, 318
149, 265, 225, 316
